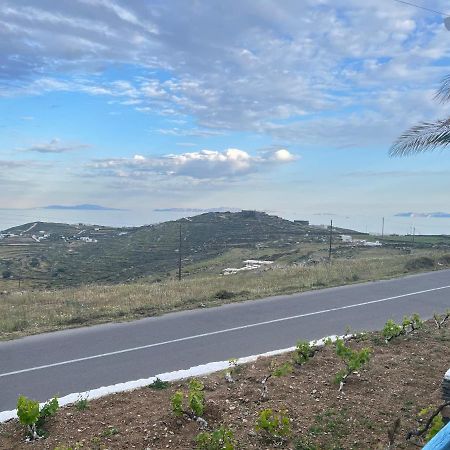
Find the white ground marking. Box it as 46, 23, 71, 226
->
1, 284, 450, 379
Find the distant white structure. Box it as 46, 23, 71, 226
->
223, 259, 273, 275
341, 235, 353, 243
80, 236, 98, 243
353, 239, 382, 247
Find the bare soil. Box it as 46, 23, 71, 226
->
1, 321, 449, 450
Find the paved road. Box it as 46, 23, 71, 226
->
1, 269, 450, 411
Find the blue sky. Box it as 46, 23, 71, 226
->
1, 0, 450, 232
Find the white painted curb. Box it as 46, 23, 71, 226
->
0, 335, 341, 423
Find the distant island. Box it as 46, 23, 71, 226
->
395, 212, 450, 218
42, 204, 124, 211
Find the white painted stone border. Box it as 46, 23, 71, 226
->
0, 335, 342, 423
445, 368, 450, 381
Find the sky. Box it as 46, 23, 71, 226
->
1, 0, 450, 233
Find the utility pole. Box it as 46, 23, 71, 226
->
381, 217, 385, 238
178, 222, 182, 281
328, 219, 333, 262
412, 226, 415, 244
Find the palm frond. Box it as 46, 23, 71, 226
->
435, 75, 450, 103
389, 118, 450, 156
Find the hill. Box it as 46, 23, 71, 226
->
0, 211, 360, 287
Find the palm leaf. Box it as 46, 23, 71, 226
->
389, 118, 450, 156
435, 75, 450, 103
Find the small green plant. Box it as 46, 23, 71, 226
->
294, 340, 316, 365
171, 391, 184, 416
101, 426, 119, 437
74, 396, 89, 411
196, 426, 236, 450
188, 379, 205, 417
419, 407, 445, 442
17, 395, 59, 439
170, 378, 205, 419
272, 362, 293, 377
334, 338, 371, 390
148, 377, 170, 390
382, 319, 403, 342
256, 408, 291, 443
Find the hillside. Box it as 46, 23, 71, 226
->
0, 211, 361, 287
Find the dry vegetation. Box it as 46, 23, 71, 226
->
1, 320, 449, 449
1, 252, 449, 340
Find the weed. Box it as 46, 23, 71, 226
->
256, 408, 291, 444
148, 377, 170, 390
74, 396, 89, 411
196, 426, 236, 450
101, 426, 119, 437
272, 362, 293, 377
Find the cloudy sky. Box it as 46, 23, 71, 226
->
1, 0, 450, 231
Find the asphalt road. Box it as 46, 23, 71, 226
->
1, 269, 450, 411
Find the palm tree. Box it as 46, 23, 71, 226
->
390, 75, 450, 156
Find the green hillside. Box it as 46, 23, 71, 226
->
0, 211, 354, 287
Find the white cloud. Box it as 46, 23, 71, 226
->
0, 1, 450, 148
90, 148, 296, 180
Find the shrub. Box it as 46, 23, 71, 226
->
2, 269, 12, 279
294, 340, 315, 365
196, 427, 236, 450
256, 408, 291, 443
405, 256, 435, 271
17, 395, 59, 439
215, 290, 236, 300
334, 338, 371, 390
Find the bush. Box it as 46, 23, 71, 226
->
17, 396, 59, 439
256, 408, 291, 443
2, 270, 12, 279
171, 391, 184, 417
196, 427, 236, 450
438, 254, 450, 265
405, 256, 435, 271
215, 290, 236, 300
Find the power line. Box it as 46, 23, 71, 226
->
391, 0, 449, 17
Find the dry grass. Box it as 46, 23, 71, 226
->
0, 253, 447, 340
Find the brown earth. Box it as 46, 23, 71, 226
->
1, 320, 449, 450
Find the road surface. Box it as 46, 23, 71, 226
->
1, 269, 450, 411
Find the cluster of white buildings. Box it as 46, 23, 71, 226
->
223, 259, 273, 275
340, 235, 382, 247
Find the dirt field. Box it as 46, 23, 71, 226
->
1, 320, 449, 449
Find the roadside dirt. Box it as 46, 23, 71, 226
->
1, 320, 449, 449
